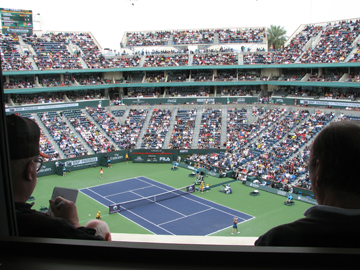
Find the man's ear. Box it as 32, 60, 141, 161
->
24, 160, 35, 181
104, 232, 112, 242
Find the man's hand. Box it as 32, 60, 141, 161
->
49, 196, 81, 228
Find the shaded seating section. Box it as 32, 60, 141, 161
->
220, 86, 254, 96
198, 108, 222, 149
64, 109, 112, 153
167, 71, 189, 82
88, 107, 147, 149
39, 111, 88, 158
3, 76, 35, 89
127, 87, 159, 98
140, 109, 172, 149
168, 108, 197, 149
215, 69, 237, 81
12, 92, 63, 105
166, 86, 210, 97
145, 72, 165, 83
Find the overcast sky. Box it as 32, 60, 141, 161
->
3, 0, 360, 51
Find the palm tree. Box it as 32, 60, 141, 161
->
267, 25, 287, 51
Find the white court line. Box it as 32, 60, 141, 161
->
80, 189, 114, 206
105, 185, 157, 198
155, 202, 187, 217
124, 209, 175, 235
158, 208, 213, 226
80, 188, 115, 204
82, 177, 140, 190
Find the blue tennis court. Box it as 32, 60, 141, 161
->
80, 176, 255, 235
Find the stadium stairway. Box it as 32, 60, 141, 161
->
188, 54, 194, 66
191, 104, 204, 148
120, 107, 131, 125
135, 106, 153, 149
139, 55, 146, 67
220, 104, 228, 149
62, 112, 95, 155
163, 106, 178, 149
83, 109, 120, 151
32, 113, 66, 160
238, 53, 244, 65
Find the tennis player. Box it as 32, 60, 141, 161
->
200, 180, 205, 194
62, 165, 66, 177
100, 168, 104, 179
231, 217, 240, 234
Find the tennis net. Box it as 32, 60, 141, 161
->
109, 184, 195, 214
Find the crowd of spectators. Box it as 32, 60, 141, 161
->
11, 102, 352, 195
167, 71, 189, 82
125, 31, 172, 46
41, 76, 75, 87
238, 72, 267, 81
172, 29, 215, 45
145, 72, 165, 83
168, 108, 196, 149
3, 78, 35, 89
141, 109, 172, 149
214, 70, 237, 81
2, 21, 360, 72
143, 54, 189, 67
192, 53, 238, 65
65, 109, 113, 153
127, 87, 159, 98
67, 90, 103, 101
198, 108, 222, 149
86, 107, 134, 149
221, 87, 253, 96
12, 93, 63, 105
347, 73, 360, 82
167, 87, 210, 97
22, 32, 83, 70
243, 24, 324, 65
218, 28, 266, 44
1, 34, 33, 71
76, 75, 112, 85
40, 111, 89, 158
299, 20, 360, 63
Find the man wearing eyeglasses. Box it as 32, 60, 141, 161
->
7, 114, 104, 240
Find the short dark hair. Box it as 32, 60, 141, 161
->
309, 120, 360, 193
